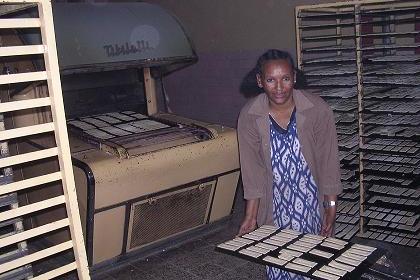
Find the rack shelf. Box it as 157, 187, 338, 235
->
296, 0, 420, 245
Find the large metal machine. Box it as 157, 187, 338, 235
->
9, 2, 239, 267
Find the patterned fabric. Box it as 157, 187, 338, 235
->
266, 110, 321, 280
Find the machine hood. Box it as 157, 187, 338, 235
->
51, 2, 197, 74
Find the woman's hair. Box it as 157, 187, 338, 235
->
240, 49, 306, 97
256, 49, 295, 75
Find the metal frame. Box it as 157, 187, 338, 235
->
353, 3, 366, 233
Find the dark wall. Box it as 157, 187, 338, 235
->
143, 0, 336, 127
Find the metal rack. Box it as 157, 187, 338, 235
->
296, 1, 360, 241
295, 0, 419, 247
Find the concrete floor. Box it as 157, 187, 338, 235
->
90, 220, 265, 280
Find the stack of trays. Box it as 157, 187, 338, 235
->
361, 133, 419, 246
296, 0, 420, 249
359, 13, 420, 243
296, 5, 361, 241
216, 226, 380, 280
335, 200, 360, 234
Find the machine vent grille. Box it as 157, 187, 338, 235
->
128, 183, 213, 250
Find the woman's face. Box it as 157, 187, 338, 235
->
257, 59, 295, 108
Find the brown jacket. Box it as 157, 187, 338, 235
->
237, 89, 343, 226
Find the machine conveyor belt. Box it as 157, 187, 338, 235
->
67, 111, 214, 158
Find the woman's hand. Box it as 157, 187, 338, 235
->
237, 198, 260, 236
321, 195, 337, 237
321, 204, 337, 237
238, 217, 257, 236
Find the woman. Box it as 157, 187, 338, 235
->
237, 49, 342, 279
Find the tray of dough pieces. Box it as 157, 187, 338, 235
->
364, 100, 420, 114
364, 87, 420, 99
362, 139, 419, 155
363, 174, 414, 187
304, 65, 357, 76
366, 54, 420, 63
363, 114, 420, 126
307, 76, 357, 87
216, 226, 382, 280
302, 54, 356, 65
363, 75, 420, 86
357, 228, 420, 247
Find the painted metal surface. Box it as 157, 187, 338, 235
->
71, 114, 238, 210
5, 2, 239, 269
52, 3, 197, 72
69, 113, 239, 265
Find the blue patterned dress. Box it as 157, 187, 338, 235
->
266, 109, 321, 280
